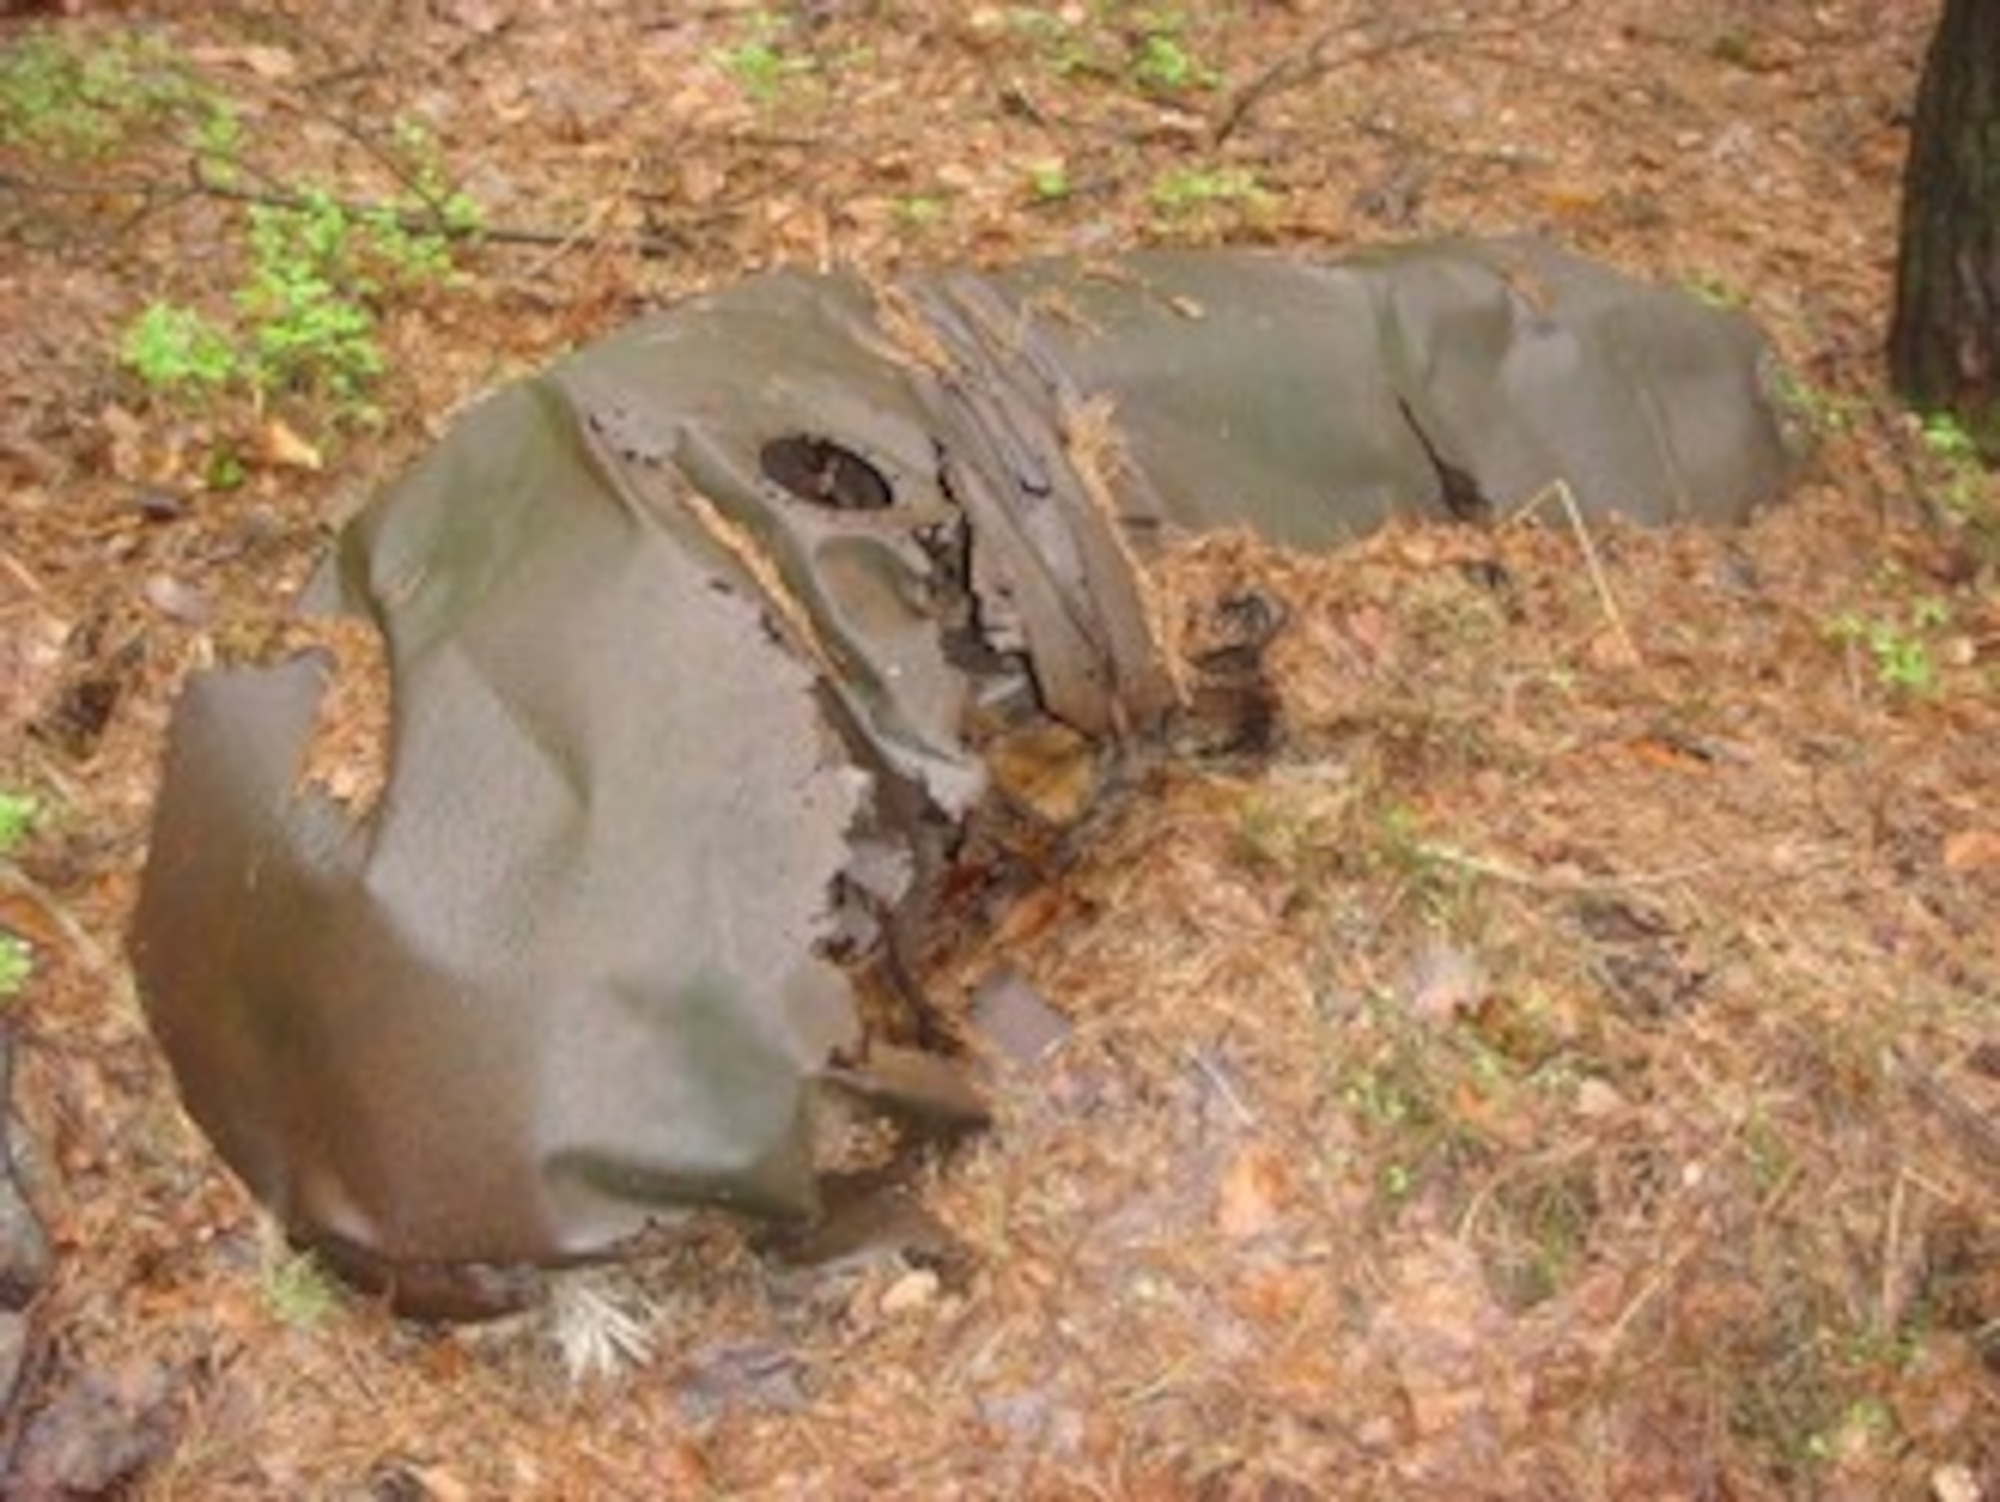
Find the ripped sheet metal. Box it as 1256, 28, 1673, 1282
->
131, 240, 1794, 1314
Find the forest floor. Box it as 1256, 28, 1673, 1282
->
2, 1, 1998, 1497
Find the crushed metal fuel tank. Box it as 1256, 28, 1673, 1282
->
130, 239, 1796, 1316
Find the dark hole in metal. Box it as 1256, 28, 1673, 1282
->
761, 436, 894, 511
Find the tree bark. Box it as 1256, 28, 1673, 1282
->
1889, 0, 2000, 455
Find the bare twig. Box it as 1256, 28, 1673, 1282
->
1213, 15, 1371, 148
512, 149, 646, 285
0, 168, 692, 259
1507, 477, 1642, 665
1603, 1231, 1701, 1355
0, 863, 141, 1020
1213, 2, 1585, 146
1413, 841, 1847, 897
1891, 1046, 2000, 1174
1188, 1045, 1257, 1127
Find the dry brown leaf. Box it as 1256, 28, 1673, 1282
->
1626, 733, 1712, 772
436, 0, 510, 34
680, 158, 728, 207
188, 43, 299, 79
1942, 829, 2000, 874
879, 1267, 940, 1316
1215, 1141, 1291, 1240
234, 45, 299, 80
258, 418, 323, 472
1230, 1262, 1312, 1328
404, 1464, 475, 1502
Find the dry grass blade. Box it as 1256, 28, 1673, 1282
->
1505, 476, 1642, 664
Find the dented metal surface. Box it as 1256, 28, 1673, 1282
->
130, 239, 1795, 1314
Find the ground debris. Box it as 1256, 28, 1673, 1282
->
7, 1356, 179, 1499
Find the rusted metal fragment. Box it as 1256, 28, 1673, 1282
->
130, 239, 1796, 1315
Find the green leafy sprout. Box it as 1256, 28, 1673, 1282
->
1008, 5, 1219, 96
1921, 411, 1981, 467
1150, 164, 1269, 214
893, 193, 951, 228
0, 27, 232, 159
0, 937, 28, 1001
30, 28, 489, 427
1769, 368, 1857, 437
713, 10, 816, 104
1129, 11, 1220, 94
1918, 410, 1995, 525
1026, 159, 1073, 202
238, 194, 388, 405
0, 793, 41, 856
122, 178, 477, 419
261, 1248, 343, 1330
1683, 271, 1748, 310
120, 304, 238, 394
1829, 596, 1952, 695
0, 793, 40, 1002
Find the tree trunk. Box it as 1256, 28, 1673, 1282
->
1889, 0, 2000, 455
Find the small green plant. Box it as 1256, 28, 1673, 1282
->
1769, 368, 1857, 437
1803, 1397, 1897, 1466
0, 937, 28, 1000
119, 303, 240, 395
7, 31, 472, 427
1150, 164, 1268, 215
0, 793, 40, 855
122, 176, 473, 423
1829, 596, 1951, 695
384, 117, 484, 234
262, 1248, 342, 1329
0, 792, 40, 1002
1683, 271, 1748, 310
713, 10, 815, 103
1010, 6, 1218, 95
1368, 803, 1484, 926
1872, 632, 1936, 694
1026, 158, 1073, 202
0, 27, 226, 159
892, 193, 950, 228
1129, 11, 1220, 94
238, 195, 389, 406
1336, 1008, 1491, 1215
191, 99, 244, 170
205, 446, 248, 491
1006, 7, 1094, 75
1920, 411, 1980, 468
1918, 410, 1993, 522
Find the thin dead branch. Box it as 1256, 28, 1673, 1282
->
1213, 2, 1586, 147
0, 167, 693, 259
0, 863, 140, 1019
1413, 840, 1848, 896
1891, 1046, 2000, 1174
1507, 477, 1642, 664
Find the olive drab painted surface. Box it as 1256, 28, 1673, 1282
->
130, 240, 1796, 1315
